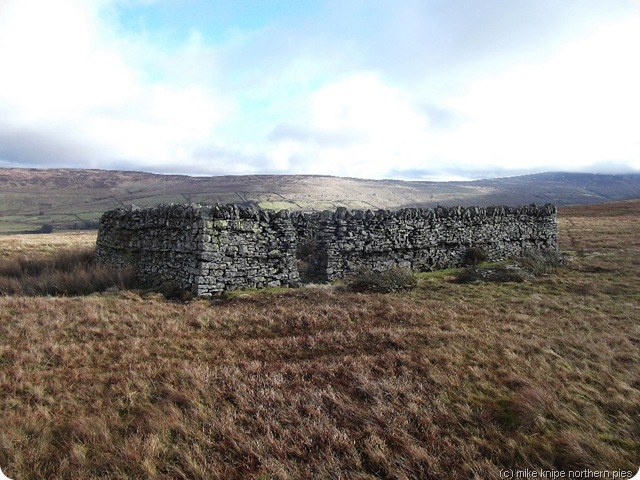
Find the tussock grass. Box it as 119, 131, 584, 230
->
0, 201, 639, 478
346, 265, 418, 293
454, 248, 565, 284
0, 247, 135, 296
463, 245, 488, 266
515, 249, 565, 275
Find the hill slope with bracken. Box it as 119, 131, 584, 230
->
1, 167, 639, 233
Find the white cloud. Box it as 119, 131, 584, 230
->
0, 0, 226, 169
444, 16, 640, 173
0, 0, 638, 180
266, 74, 433, 177
265, 14, 640, 180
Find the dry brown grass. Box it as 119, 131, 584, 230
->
0, 245, 135, 296
0, 202, 639, 479
0, 231, 96, 258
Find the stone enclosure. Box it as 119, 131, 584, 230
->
95, 203, 558, 295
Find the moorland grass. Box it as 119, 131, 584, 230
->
0, 247, 135, 296
0, 202, 639, 479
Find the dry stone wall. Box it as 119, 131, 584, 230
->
95, 204, 299, 295
96, 203, 557, 294
305, 204, 558, 281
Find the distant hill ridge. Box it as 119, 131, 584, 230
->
0, 168, 639, 234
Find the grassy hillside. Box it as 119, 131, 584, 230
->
0, 200, 638, 478
1, 167, 639, 233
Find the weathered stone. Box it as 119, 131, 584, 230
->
95, 203, 300, 295
95, 202, 558, 295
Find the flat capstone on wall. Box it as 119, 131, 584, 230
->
95, 202, 558, 295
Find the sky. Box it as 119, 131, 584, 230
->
0, 0, 639, 181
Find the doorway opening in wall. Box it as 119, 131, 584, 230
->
295, 237, 317, 283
